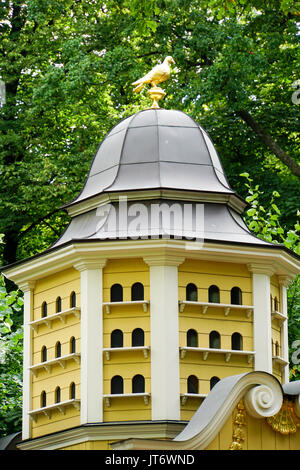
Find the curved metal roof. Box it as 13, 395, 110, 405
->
69, 109, 234, 206
53, 200, 274, 248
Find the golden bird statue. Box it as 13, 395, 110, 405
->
132, 56, 175, 108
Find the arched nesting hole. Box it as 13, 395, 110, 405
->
132, 374, 145, 393
210, 376, 220, 390
186, 283, 198, 301
111, 375, 123, 394
55, 386, 61, 403
41, 391, 47, 408
208, 285, 220, 303
187, 329, 198, 347
41, 301, 47, 318
55, 341, 61, 358
56, 296, 62, 313
41, 346, 47, 363
231, 332, 243, 351
231, 287, 242, 305
132, 328, 144, 347
70, 382, 76, 400
131, 282, 144, 301
70, 291, 76, 308
209, 330, 221, 349
187, 375, 199, 394
111, 329, 123, 348
70, 336, 76, 354
110, 284, 123, 302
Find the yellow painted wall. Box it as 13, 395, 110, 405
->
103, 258, 151, 422
270, 274, 283, 382
178, 260, 254, 421
31, 268, 81, 438
178, 259, 252, 305
27, 257, 288, 443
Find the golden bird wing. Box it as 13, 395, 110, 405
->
132, 64, 162, 86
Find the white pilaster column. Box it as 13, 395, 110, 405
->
19, 280, 36, 440
74, 259, 106, 424
248, 264, 275, 373
144, 254, 185, 422
279, 275, 292, 384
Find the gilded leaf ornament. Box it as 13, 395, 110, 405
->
267, 399, 300, 435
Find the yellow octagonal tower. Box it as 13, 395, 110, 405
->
2, 106, 300, 450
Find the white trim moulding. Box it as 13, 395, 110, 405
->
29, 307, 81, 332
180, 393, 207, 406
179, 301, 253, 318
103, 346, 150, 360
272, 355, 289, 369
271, 310, 288, 324
103, 393, 150, 407
180, 347, 255, 364
29, 353, 81, 377
28, 399, 80, 422
103, 300, 149, 314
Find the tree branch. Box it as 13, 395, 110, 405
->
236, 109, 300, 178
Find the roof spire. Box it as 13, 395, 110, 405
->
131, 56, 175, 108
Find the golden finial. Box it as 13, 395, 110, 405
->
131, 56, 175, 109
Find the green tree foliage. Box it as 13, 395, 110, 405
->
0, 274, 23, 437
241, 172, 300, 380
0, 0, 299, 436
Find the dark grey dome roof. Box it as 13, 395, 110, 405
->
52, 108, 278, 250
69, 109, 234, 206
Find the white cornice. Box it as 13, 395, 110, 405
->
73, 259, 107, 272
2, 239, 299, 286
17, 421, 185, 450
247, 263, 277, 277
143, 254, 186, 266
65, 189, 246, 218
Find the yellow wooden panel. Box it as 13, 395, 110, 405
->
179, 259, 251, 276
261, 417, 276, 449
34, 268, 80, 294
103, 367, 151, 395
180, 315, 253, 334
32, 413, 80, 439
179, 309, 253, 327
219, 413, 233, 450
275, 430, 291, 450
103, 287, 150, 303
32, 321, 80, 353
246, 414, 261, 449
290, 429, 300, 450
34, 287, 80, 320
205, 433, 219, 450
104, 258, 149, 273
103, 362, 151, 376
103, 271, 149, 286
179, 273, 251, 292
103, 397, 151, 422
32, 369, 81, 404
271, 274, 279, 287
104, 315, 149, 331
103, 332, 150, 349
